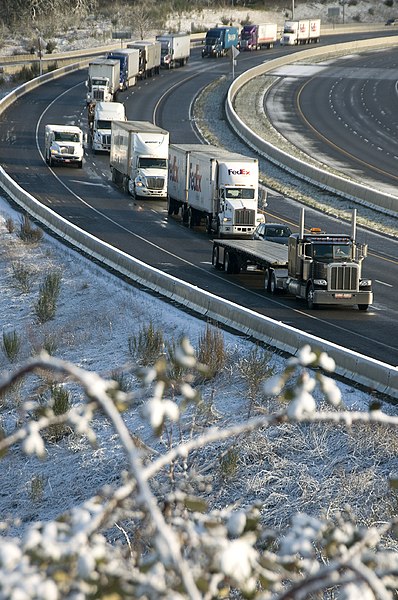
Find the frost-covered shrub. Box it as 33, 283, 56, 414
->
0, 343, 398, 599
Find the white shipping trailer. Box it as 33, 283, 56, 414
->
168, 144, 264, 237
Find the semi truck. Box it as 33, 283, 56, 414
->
156, 33, 190, 68
110, 120, 169, 198
85, 58, 120, 104
106, 48, 140, 90
167, 144, 265, 237
88, 101, 126, 153
44, 124, 84, 169
280, 18, 321, 45
212, 209, 373, 310
202, 26, 240, 58
240, 23, 278, 50
127, 40, 161, 78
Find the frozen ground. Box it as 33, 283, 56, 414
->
0, 188, 396, 543
0, 1, 394, 58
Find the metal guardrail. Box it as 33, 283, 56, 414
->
0, 55, 397, 399
225, 37, 398, 217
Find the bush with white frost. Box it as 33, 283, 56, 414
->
1, 343, 398, 599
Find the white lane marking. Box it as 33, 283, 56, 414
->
375, 280, 393, 287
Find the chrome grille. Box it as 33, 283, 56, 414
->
93, 89, 105, 100
235, 208, 255, 226
329, 264, 359, 292
60, 146, 75, 154
102, 134, 111, 147
146, 177, 164, 190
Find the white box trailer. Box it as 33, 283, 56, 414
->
256, 23, 278, 48
156, 32, 190, 68
240, 23, 278, 50
127, 40, 161, 78
110, 120, 169, 198
309, 18, 321, 42
167, 144, 264, 237
280, 18, 320, 45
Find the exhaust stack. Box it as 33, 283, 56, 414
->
351, 209, 357, 242
299, 208, 305, 239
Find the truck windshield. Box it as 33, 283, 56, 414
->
311, 244, 351, 261
96, 120, 112, 129
241, 32, 252, 40
225, 188, 255, 200
54, 132, 80, 142
206, 36, 219, 45
138, 157, 167, 169
160, 44, 170, 55
91, 78, 108, 86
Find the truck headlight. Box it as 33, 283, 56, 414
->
359, 279, 372, 287
135, 181, 144, 187
222, 217, 232, 222
313, 279, 327, 286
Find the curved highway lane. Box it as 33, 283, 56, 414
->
0, 39, 397, 367
265, 46, 398, 197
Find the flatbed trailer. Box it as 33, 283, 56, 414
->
212, 239, 287, 274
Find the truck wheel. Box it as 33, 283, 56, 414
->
212, 246, 221, 270
167, 197, 174, 216
306, 285, 318, 309
206, 215, 213, 234
358, 304, 369, 311
78, 160, 83, 169
270, 272, 279, 295
49, 155, 53, 167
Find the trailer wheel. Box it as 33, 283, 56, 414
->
306, 285, 318, 309
188, 207, 195, 229
167, 197, 174, 216
358, 304, 369, 311
212, 246, 222, 269
224, 251, 238, 274
264, 269, 271, 292
270, 271, 279, 295
123, 177, 129, 195
182, 205, 189, 225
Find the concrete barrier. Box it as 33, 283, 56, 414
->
225, 37, 398, 216
0, 47, 397, 400
0, 33, 206, 76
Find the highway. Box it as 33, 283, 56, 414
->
265, 46, 398, 196
0, 33, 397, 367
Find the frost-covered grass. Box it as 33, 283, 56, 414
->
0, 196, 395, 548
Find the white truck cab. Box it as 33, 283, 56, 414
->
44, 125, 84, 168
90, 102, 126, 153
